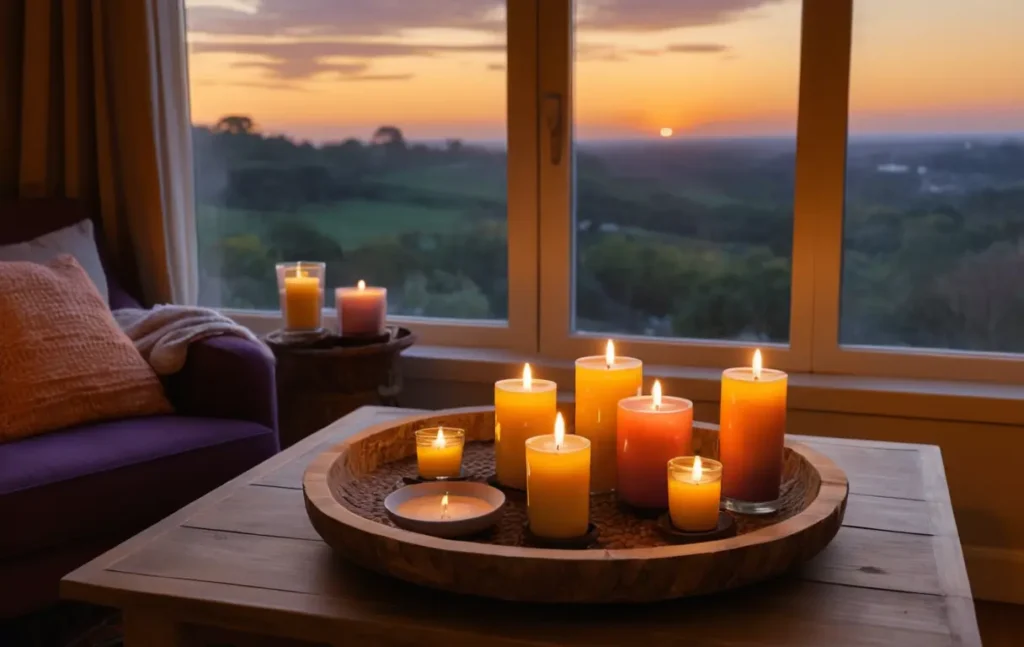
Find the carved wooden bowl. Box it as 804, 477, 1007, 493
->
304, 406, 848, 603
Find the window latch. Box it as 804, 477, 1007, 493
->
544, 92, 564, 166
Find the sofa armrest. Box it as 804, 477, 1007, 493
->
165, 336, 279, 440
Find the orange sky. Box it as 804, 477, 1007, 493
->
185, 0, 1024, 141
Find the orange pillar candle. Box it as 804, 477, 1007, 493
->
668, 456, 723, 531
495, 364, 557, 490
617, 381, 693, 509
525, 413, 592, 539
719, 350, 788, 514
575, 340, 642, 493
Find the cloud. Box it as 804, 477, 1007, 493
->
345, 73, 415, 82
186, 0, 783, 37
487, 63, 506, 71
665, 43, 729, 54
191, 40, 504, 79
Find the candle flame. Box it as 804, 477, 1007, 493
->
693, 455, 703, 482
523, 363, 532, 391
357, 279, 366, 291
441, 492, 449, 519
554, 412, 565, 450
752, 349, 763, 380
605, 339, 615, 368
433, 427, 445, 449
652, 380, 662, 410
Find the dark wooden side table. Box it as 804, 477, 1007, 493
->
62, 406, 981, 647
265, 327, 415, 448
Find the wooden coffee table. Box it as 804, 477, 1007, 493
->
62, 406, 981, 646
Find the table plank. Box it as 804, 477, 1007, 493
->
802, 527, 942, 595
798, 438, 926, 500
104, 527, 957, 647
184, 486, 322, 542
843, 493, 935, 535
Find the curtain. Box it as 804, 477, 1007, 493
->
3, 0, 198, 305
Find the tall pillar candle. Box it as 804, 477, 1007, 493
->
335, 280, 387, 336
719, 350, 788, 514
575, 341, 642, 493
495, 364, 557, 490
276, 261, 325, 331
616, 381, 693, 508
525, 413, 591, 539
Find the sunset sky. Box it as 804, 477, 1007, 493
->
185, 0, 1024, 142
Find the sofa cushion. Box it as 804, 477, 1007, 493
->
0, 415, 278, 559
0, 219, 108, 301
0, 255, 172, 442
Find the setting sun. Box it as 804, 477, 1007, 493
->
659, 127, 674, 138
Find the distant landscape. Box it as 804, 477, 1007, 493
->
193, 115, 1024, 353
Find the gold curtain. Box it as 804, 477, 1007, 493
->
0, 0, 197, 305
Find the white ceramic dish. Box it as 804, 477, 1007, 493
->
384, 481, 505, 538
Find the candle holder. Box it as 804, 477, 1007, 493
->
384, 481, 505, 539
667, 456, 723, 532
656, 512, 736, 544
523, 522, 599, 549
335, 283, 388, 337
414, 427, 466, 480
276, 261, 326, 339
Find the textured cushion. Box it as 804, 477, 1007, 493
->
0, 256, 172, 442
0, 415, 279, 560
0, 219, 108, 301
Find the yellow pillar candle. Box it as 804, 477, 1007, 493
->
277, 261, 325, 331
574, 340, 642, 493
495, 364, 557, 490
668, 456, 723, 532
526, 413, 591, 539
414, 427, 465, 479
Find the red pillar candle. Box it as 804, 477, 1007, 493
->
616, 381, 693, 509
719, 349, 788, 514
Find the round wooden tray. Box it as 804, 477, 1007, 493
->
304, 406, 848, 603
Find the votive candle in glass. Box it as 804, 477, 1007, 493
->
617, 381, 693, 509
525, 413, 591, 539
276, 261, 325, 331
719, 349, 788, 514
575, 340, 642, 493
414, 427, 465, 479
667, 456, 723, 532
494, 363, 557, 490
335, 280, 387, 336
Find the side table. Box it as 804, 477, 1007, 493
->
266, 327, 415, 448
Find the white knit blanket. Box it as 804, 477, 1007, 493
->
113, 305, 272, 375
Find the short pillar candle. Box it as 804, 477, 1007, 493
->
719, 349, 788, 514
525, 413, 591, 539
335, 280, 387, 336
617, 381, 693, 509
668, 455, 723, 532
414, 427, 465, 480
494, 364, 557, 490
575, 340, 642, 493
276, 261, 325, 331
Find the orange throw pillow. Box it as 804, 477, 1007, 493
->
0, 255, 172, 442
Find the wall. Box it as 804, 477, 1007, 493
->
400, 373, 1024, 604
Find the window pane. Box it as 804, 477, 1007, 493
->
572, 0, 801, 342
841, 0, 1024, 352
185, 1, 508, 320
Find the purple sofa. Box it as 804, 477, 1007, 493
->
0, 199, 280, 618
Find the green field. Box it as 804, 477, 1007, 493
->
198, 199, 470, 250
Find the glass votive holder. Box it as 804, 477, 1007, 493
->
276, 261, 325, 332
414, 427, 466, 480
667, 456, 723, 532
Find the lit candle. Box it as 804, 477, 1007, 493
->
394, 492, 496, 522
616, 380, 694, 508
414, 427, 465, 480
668, 455, 723, 531
494, 363, 557, 490
719, 349, 788, 513
525, 413, 591, 539
335, 280, 388, 336
575, 340, 642, 493
277, 262, 325, 331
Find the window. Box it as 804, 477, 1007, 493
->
181, 0, 1024, 382
185, 1, 514, 324
840, 0, 1024, 354
572, 0, 801, 344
